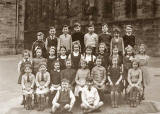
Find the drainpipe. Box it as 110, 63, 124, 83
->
15, 0, 19, 54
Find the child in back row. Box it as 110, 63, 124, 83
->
32, 32, 47, 58
58, 25, 72, 55
84, 24, 98, 55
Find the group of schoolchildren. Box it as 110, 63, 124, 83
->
18, 22, 150, 114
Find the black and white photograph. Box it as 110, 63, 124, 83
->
0, 0, 160, 114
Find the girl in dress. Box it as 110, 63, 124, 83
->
74, 60, 90, 98
135, 44, 150, 99
127, 60, 143, 107
68, 42, 82, 70
81, 46, 96, 70
21, 64, 35, 110
110, 27, 125, 56
36, 62, 50, 111
32, 48, 46, 75
47, 46, 57, 73
123, 45, 135, 95
58, 46, 68, 70
108, 57, 123, 108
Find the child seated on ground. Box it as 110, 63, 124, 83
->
51, 79, 76, 114
49, 60, 61, 106
127, 60, 143, 107
74, 60, 90, 98
81, 77, 103, 113
91, 56, 106, 100
35, 62, 50, 111
108, 58, 123, 108
21, 64, 35, 110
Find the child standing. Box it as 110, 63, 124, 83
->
47, 46, 57, 73
110, 27, 125, 56
81, 77, 104, 113
127, 60, 143, 107
58, 46, 68, 70
123, 25, 136, 49
81, 46, 96, 70
97, 42, 110, 68
123, 45, 134, 94
36, 62, 50, 111
74, 60, 90, 97
45, 27, 58, 53
51, 79, 75, 114
21, 64, 35, 110
71, 23, 85, 52
91, 57, 106, 100
49, 60, 61, 106
58, 25, 72, 55
108, 58, 123, 108
99, 23, 112, 53
84, 24, 98, 55
135, 44, 150, 99
60, 59, 76, 87
18, 50, 32, 84
32, 48, 46, 75
32, 32, 47, 58
68, 42, 82, 70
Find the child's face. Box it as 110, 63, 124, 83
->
86, 48, 92, 55
132, 62, 138, 69
113, 48, 118, 55
49, 28, 56, 36
86, 81, 93, 89
99, 44, 105, 52
81, 61, 87, 69
96, 59, 102, 66
37, 34, 43, 41
39, 65, 47, 72
74, 26, 81, 32
114, 32, 119, 38
62, 27, 69, 34
139, 46, 145, 54
54, 62, 60, 70
49, 49, 55, 56
66, 61, 72, 68
127, 49, 132, 55
23, 52, 29, 59
126, 28, 132, 35
73, 45, 79, 52
102, 25, 108, 32
25, 67, 32, 73
112, 58, 118, 65
61, 82, 69, 90
60, 48, 66, 56
36, 49, 42, 57
88, 27, 94, 33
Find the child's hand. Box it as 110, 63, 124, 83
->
110, 82, 113, 86
115, 81, 119, 85
55, 103, 60, 107
64, 104, 70, 110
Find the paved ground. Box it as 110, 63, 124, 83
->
0, 55, 160, 114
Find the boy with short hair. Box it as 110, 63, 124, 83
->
58, 25, 72, 55
99, 23, 112, 53
81, 77, 103, 113
32, 32, 47, 58
84, 24, 98, 55
72, 22, 85, 52
51, 79, 76, 114
45, 26, 58, 53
